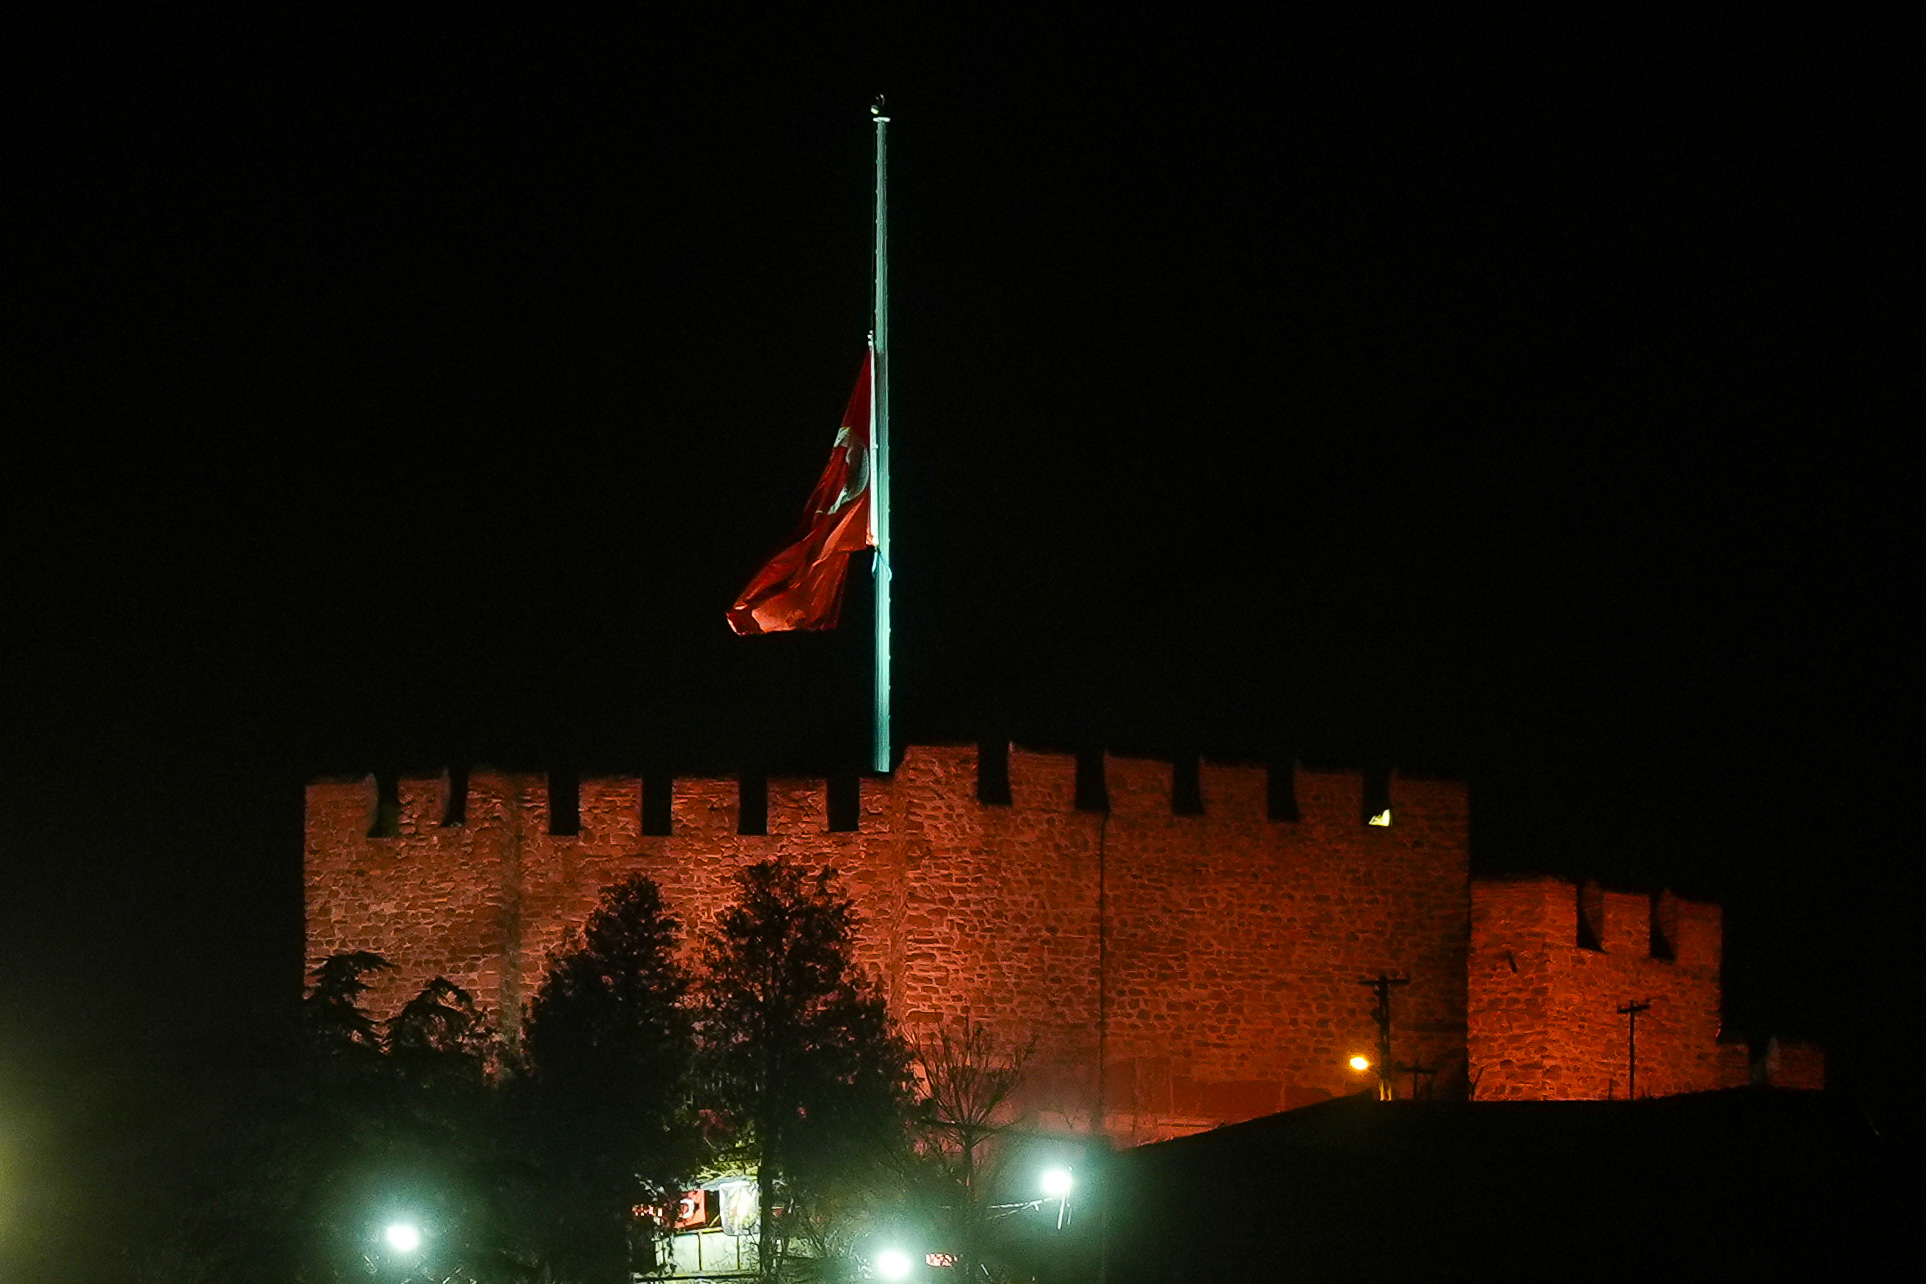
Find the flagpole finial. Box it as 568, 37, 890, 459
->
871, 95, 889, 122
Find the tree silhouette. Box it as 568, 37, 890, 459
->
521, 874, 697, 1283
387, 975, 494, 1092
914, 1022, 1035, 1283
163, 957, 534, 1283
298, 950, 392, 1067
695, 859, 914, 1278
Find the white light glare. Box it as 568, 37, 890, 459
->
1368, 809, 1392, 827
1040, 1167, 1074, 1199
874, 1246, 914, 1280
385, 1222, 422, 1253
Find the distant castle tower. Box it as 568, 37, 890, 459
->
305, 743, 1806, 1140
1471, 876, 1737, 1099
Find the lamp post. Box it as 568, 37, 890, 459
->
1041, 1166, 1074, 1231
873, 1246, 914, 1280
373, 1220, 424, 1281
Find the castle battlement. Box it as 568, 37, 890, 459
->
328, 746, 1467, 845
1471, 874, 1720, 970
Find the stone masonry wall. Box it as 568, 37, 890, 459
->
306, 746, 1471, 1140
1755, 1038, 1826, 1091
1468, 875, 1732, 1100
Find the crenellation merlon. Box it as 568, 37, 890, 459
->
1595, 884, 1649, 955
1199, 760, 1268, 819
1105, 754, 1172, 816
1661, 891, 1721, 970
516, 772, 552, 835
578, 777, 642, 846
306, 774, 377, 845
768, 777, 828, 833
671, 777, 737, 835
397, 771, 447, 834
1293, 767, 1364, 827
1008, 746, 1078, 812
898, 744, 975, 826
465, 768, 516, 832
859, 774, 894, 819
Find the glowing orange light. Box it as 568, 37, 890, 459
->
1348, 1055, 1371, 1072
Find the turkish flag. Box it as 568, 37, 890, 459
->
727, 354, 874, 635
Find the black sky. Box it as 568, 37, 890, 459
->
3, 11, 1912, 1138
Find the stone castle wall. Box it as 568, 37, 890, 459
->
1755, 1038, 1826, 1091
1468, 875, 1745, 1100
306, 745, 1471, 1138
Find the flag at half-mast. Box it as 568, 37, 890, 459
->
727, 352, 875, 635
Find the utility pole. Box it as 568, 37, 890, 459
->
1358, 974, 1409, 1101
1617, 999, 1651, 1099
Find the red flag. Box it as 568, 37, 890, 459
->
727, 354, 874, 635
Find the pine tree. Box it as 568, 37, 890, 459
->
694, 859, 913, 1278
198, 959, 528, 1282
521, 874, 697, 1283
298, 950, 392, 1069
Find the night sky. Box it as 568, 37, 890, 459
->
4, 6, 1912, 1172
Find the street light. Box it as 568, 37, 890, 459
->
384, 1222, 422, 1254
1041, 1167, 1074, 1229
1348, 1055, 1372, 1073
874, 1246, 914, 1280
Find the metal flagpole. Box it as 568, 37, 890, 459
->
870, 97, 892, 774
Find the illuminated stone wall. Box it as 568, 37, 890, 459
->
306, 746, 1471, 1139
1756, 1038, 1826, 1091
1467, 875, 1746, 1100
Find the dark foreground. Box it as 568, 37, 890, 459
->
1094, 1090, 1902, 1283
